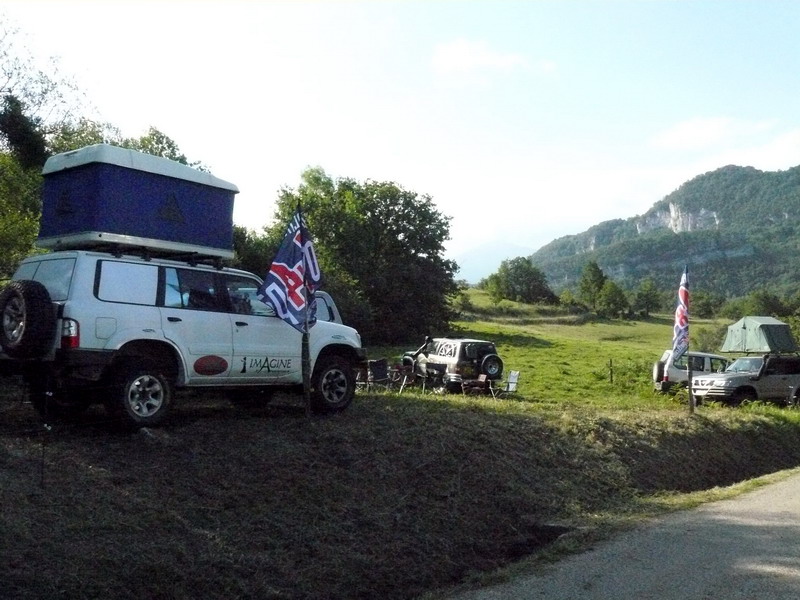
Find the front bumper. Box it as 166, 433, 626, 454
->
691, 386, 733, 401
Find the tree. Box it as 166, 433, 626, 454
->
48, 117, 121, 155
578, 261, 606, 309
122, 127, 196, 166
597, 280, 629, 318
691, 290, 723, 319
0, 20, 102, 278
0, 94, 47, 169
0, 20, 86, 145
633, 278, 661, 316
269, 167, 458, 343
743, 289, 788, 317
0, 153, 40, 277
485, 256, 558, 304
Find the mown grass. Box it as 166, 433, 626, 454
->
2, 293, 800, 599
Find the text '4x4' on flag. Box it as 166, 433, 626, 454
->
672, 266, 689, 361
258, 209, 321, 333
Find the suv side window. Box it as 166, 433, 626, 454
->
434, 340, 458, 358
220, 274, 275, 317
673, 354, 688, 370
709, 357, 727, 373
315, 294, 333, 322
97, 261, 158, 305
164, 267, 224, 312
768, 357, 800, 375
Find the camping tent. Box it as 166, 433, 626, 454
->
720, 316, 799, 353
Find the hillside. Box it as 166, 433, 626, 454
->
530, 165, 800, 297
5, 302, 800, 599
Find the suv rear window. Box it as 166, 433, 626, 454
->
14, 257, 76, 301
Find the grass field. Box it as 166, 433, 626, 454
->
3, 291, 800, 599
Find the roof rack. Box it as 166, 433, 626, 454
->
36, 232, 233, 269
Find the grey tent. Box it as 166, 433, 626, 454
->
720, 316, 799, 353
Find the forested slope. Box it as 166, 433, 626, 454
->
531, 165, 800, 297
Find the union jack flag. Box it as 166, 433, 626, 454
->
672, 266, 689, 360
258, 209, 321, 333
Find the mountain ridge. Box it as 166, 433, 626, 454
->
530, 164, 800, 297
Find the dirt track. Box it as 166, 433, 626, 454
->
449, 468, 800, 599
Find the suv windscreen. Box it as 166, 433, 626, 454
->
726, 357, 763, 373
14, 257, 76, 301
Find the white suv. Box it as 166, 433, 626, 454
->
0, 249, 366, 427
652, 349, 729, 392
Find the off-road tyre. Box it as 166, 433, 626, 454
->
311, 355, 355, 414
104, 359, 173, 428
652, 361, 665, 383
0, 280, 56, 359
481, 354, 504, 380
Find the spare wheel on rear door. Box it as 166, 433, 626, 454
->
652, 360, 665, 383
481, 354, 504, 380
0, 280, 57, 359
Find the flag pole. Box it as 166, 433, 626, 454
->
299, 203, 312, 418
685, 265, 693, 415
673, 264, 692, 415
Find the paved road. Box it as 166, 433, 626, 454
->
449, 469, 800, 600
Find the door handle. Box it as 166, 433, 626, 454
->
235, 321, 249, 327
167, 317, 182, 322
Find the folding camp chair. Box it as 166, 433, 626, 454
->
489, 370, 520, 398
365, 358, 391, 392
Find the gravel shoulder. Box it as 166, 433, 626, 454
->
447, 468, 800, 600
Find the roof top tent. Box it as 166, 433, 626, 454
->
37, 144, 239, 260
720, 316, 799, 354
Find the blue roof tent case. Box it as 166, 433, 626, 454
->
38, 144, 239, 259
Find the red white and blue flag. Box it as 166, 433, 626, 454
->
672, 266, 689, 360
258, 209, 321, 333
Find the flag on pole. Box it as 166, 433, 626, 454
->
672, 266, 689, 361
258, 208, 321, 333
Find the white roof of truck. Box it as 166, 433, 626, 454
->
42, 143, 239, 193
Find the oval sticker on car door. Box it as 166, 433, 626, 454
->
194, 355, 229, 376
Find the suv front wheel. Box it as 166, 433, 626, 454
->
105, 359, 173, 427
311, 355, 355, 413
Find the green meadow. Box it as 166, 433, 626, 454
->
3, 290, 800, 600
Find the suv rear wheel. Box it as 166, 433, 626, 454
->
0, 280, 56, 359
105, 359, 173, 427
311, 356, 355, 413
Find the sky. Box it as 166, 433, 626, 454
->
3, 0, 800, 282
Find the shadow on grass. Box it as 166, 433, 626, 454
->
445, 328, 554, 350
